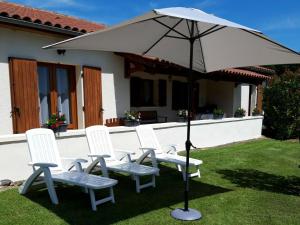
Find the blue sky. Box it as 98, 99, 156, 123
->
9, 0, 300, 51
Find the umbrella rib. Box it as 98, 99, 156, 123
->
186, 20, 191, 37
198, 25, 219, 37
143, 18, 184, 55
196, 26, 227, 39
165, 35, 187, 40
242, 29, 300, 55
195, 23, 206, 72
153, 18, 189, 39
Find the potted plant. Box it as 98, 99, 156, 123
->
234, 107, 246, 118
252, 107, 261, 116
44, 113, 68, 133
124, 110, 141, 126
213, 108, 224, 119
177, 109, 188, 122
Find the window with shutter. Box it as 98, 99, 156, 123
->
37, 63, 78, 129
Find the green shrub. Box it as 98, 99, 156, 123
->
213, 108, 224, 116
263, 71, 300, 140
234, 107, 246, 118
252, 108, 261, 116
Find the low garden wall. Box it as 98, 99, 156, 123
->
0, 116, 263, 181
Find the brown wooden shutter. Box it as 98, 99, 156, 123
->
9, 58, 40, 133
83, 66, 103, 127
257, 84, 263, 112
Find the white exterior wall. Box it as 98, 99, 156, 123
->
0, 116, 263, 181
0, 26, 129, 134
250, 85, 257, 115
206, 80, 235, 117
233, 83, 250, 115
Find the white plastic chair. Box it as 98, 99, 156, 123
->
136, 125, 203, 180
19, 128, 118, 211
85, 125, 159, 193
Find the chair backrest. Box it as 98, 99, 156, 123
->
26, 128, 63, 170
136, 125, 163, 153
85, 125, 116, 159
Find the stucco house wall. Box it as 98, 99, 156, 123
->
0, 26, 129, 134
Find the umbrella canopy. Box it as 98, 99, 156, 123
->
44, 7, 300, 221
44, 7, 300, 73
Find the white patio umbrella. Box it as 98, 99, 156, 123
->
44, 7, 300, 221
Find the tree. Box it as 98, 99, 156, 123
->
263, 68, 300, 140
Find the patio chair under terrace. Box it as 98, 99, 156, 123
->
136, 125, 203, 181
85, 125, 159, 193
19, 128, 118, 211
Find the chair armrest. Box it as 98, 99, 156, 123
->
30, 162, 58, 168
61, 157, 88, 172
164, 144, 177, 154
115, 149, 135, 162
88, 154, 110, 158
136, 149, 158, 169
139, 147, 156, 153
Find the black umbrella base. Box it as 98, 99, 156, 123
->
171, 208, 202, 221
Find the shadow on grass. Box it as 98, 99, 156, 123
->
25, 165, 230, 225
217, 169, 300, 196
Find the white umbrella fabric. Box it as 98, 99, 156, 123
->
44, 7, 300, 73
44, 7, 300, 221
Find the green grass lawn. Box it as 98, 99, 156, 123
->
0, 139, 299, 225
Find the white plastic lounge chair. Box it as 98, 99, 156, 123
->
85, 125, 159, 193
19, 128, 118, 211
136, 125, 203, 180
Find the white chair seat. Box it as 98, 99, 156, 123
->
107, 162, 159, 176
52, 171, 118, 189
155, 153, 203, 166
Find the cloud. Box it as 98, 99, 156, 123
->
262, 16, 300, 31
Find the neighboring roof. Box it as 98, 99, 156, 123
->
0, 1, 105, 34
241, 66, 275, 75
118, 53, 272, 83
221, 68, 270, 80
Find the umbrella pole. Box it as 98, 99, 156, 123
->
171, 21, 202, 221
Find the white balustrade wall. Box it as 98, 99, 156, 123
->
0, 116, 263, 181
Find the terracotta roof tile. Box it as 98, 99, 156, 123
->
0, 1, 105, 33
221, 68, 271, 80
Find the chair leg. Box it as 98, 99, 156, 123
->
196, 166, 201, 178
19, 168, 43, 195
110, 187, 115, 203
89, 189, 97, 211
177, 164, 182, 172
152, 174, 156, 187
42, 168, 59, 205
135, 175, 141, 193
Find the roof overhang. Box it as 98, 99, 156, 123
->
0, 15, 83, 37
118, 53, 271, 85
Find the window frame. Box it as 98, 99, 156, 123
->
130, 77, 155, 107
37, 62, 78, 129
